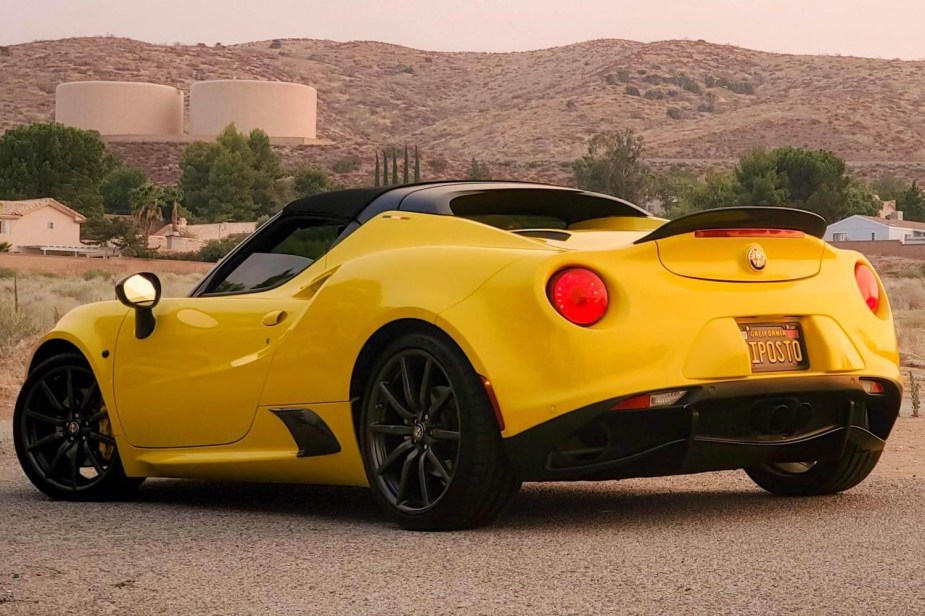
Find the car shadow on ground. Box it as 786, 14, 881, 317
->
90, 474, 865, 530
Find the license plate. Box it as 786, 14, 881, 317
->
740, 323, 808, 373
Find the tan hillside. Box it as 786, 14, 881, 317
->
2, 36, 925, 184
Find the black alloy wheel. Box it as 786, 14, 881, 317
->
14, 354, 143, 500
360, 332, 520, 531
367, 350, 461, 513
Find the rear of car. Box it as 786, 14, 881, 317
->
438, 206, 901, 493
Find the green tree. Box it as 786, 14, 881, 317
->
100, 166, 147, 214
374, 151, 381, 187
403, 144, 410, 183
179, 125, 285, 222
668, 171, 739, 218
735, 148, 786, 206
897, 181, 925, 222
572, 129, 649, 203
382, 149, 391, 187
291, 165, 334, 198
81, 216, 151, 257
649, 168, 699, 213
247, 129, 286, 216
871, 172, 908, 202
414, 146, 421, 182
733, 146, 878, 221
466, 158, 491, 181
391, 152, 398, 185
0, 123, 113, 217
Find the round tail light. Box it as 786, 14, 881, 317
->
855, 263, 880, 312
547, 268, 609, 326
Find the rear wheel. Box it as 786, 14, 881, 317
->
745, 443, 881, 496
359, 332, 520, 530
13, 353, 144, 501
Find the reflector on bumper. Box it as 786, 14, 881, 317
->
611, 389, 687, 411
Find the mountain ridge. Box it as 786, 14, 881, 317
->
2, 36, 925, 184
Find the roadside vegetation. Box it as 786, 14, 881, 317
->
0, 270, 202, 410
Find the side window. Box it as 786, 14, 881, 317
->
203, 218, 343, 295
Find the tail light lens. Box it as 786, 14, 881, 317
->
855, 263, 880, 312
547, 268, 608, 326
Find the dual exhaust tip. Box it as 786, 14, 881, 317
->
752, 401, 813, 435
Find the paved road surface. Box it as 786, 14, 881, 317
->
1, 420, 923, 615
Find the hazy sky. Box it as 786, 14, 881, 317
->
3, 0, 925, 59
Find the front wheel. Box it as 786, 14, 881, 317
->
13, 353, 144, 501
745, 443, 881, 496
359, 332, 520, 530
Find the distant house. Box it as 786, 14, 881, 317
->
148, 219, 257, 253
825, 214, 925, 243
0, 198, 87, 253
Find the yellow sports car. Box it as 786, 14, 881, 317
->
14, 182, 901, 530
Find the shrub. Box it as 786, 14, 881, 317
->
197, 237, 243, 262
0, 300, 40, 351
625, 85, 641, 97
667, 107, 684, 120
719, 78, 755, 95
0, 241, 10, 253
705, 75, 717, 88
428, 156, 449, 174
910, 371, 921, 417
642, 74, 663, 85
81, 269, 113, 282
400, 65, 415, 74
644, 89, 665, 100
605, 73, 620, 86
269, 39, 282, 49
332, 155, 361, 174
672, 75, 703, 94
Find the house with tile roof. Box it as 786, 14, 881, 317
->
825, 214, 925, 243
0, 198, 87, 252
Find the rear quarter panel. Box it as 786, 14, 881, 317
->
258, 213, 553, 406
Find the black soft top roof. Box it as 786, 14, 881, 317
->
284, 187, 393, 220
282, 181, 651, 223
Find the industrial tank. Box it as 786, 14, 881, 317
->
55, 81, 184, 136
189, 80, 317, 140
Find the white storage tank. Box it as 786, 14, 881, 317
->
190, 80, 317, 140
55, 81, 184, 136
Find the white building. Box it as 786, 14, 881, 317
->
148, 219, 257, 253
825, 215, 925, 243
0, 198, 86, 253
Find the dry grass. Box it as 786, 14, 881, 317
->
0, 271, 201, 414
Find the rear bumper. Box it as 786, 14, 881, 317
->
503, 375, 901, 482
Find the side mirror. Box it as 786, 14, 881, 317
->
115, 272, 162, 339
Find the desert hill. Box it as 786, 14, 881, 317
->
2, 36, 925, 184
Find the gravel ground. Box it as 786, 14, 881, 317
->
0, 419, 923, 615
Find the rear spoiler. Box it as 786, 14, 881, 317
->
634, 207, 827, 244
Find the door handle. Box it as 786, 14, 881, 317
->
262, 310, 288, 327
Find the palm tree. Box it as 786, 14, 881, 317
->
129, 182, 166, 243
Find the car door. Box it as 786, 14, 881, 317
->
113, 216, 347, 448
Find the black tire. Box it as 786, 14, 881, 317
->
13, 353, 144, 501
359, 332, 520, 530
745, 443, 881, 496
